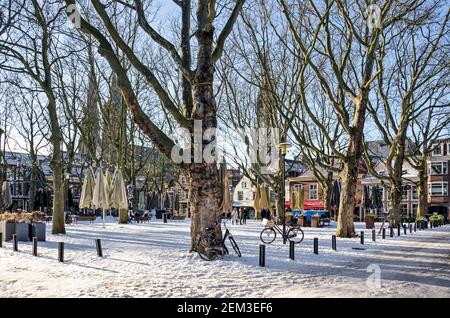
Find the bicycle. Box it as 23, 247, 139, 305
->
260, 219, 304, 244
197, 219, 242, 261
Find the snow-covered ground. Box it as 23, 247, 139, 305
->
0, 218, 449, 298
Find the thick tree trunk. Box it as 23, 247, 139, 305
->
28, 167, 36, 211
188, 165, 222, 252
188, 2, 222, 251
322, 172, 333, 212
389, 183, 402, 226
119, 208, 128, 224
416, 159, 428, 218
336, 157, 357, 237
51, 150, 66, 234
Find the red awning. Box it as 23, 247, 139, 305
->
303, 200, 325, 210
285, 200, 325, 210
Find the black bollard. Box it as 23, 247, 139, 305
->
13, 234, 18, 252
95, 239, 103, 257
360, 231, 364, 245
289, 241, 295, 260
259, 244, 265, 267
414, 222, 417, 232
430, 222, 432, 229
390, 226, 394, 238
163, 213, 167, 224
397, 224, 401, 236
32, 237, 38, 256
404, 225, 407, 235
382, 228, 386, 239
372, 229, 376, 242
58, 242, 64, 263
0, 233, 2, 248
332, 235, 337, 251
409, 224, 412, 234
314, 238, 319, 255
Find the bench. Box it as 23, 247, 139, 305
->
72, 215, 96, 224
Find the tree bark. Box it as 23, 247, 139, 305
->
188, 1, 223, 250
119, 208, 128, 224
336, 156, 357, 237
51, 145, 66, 234
416, 159, 428, 218
188, 165, 222, 252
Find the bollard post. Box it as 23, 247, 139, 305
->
314, 238, 319, 255
360, 231, 364, 245
397, 224, 401, 236
12, 234, 18, 252
404, 225, 407, 235
95, 239, 103, 257
382, 228, 386, 239
332, 235, 337, 251
0, 233, 2, 248
58, 242, 64, 263
32, 237, 38, 256
259, 244, 265, 267
372, 229, 376, 242
390, 226, 394, 238
163, 213, 167, 224
409, 224, 412, 234
414, 222, 417, 232
289, 241, 295, 260
429, 222, 432, 229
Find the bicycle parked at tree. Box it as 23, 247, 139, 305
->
260, 219, 304, 244
197, 219, 241, 261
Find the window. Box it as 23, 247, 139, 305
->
401, 185, 409, 200
412, 186, 418, 200
432, 144, 442, 156
237, 191, 244, 201
429, 183, 448, 196
252, 192, 256, 200
429, 162, 448, 175
309, 184, 318, 200
400, 204, 408, 217
270, 190, 276, 202
241, 182, 247, 189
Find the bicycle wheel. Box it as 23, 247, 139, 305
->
260, 227, 276, 244
228, 236, 241, 257
197, 238, 220, 261
287, 227, 304, 244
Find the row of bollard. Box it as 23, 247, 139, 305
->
258, 219, 441, 267
0, 235, 104, 263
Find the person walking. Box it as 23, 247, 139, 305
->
231, 207, 239, 225
240, 208, 247, 225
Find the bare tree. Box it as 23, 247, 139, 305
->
0, 0, 70, 233
64, 0, 245, 251
363, 4, 450, 225
279, 0, 427, 237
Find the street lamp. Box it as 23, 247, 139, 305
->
279, 142, 291, 244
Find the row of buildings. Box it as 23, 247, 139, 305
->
1, 138, 449, 220
229, 138, 449, 220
